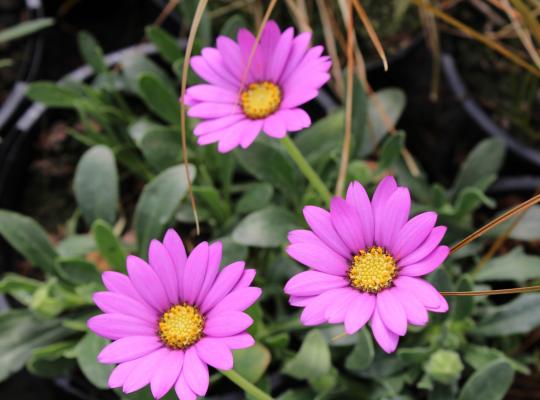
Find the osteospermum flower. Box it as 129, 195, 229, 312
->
184, 20, 331, 152
88, 229, 261, 399
284, 177, 449, 353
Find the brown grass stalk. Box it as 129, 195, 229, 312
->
351, 0, 388, 71
442, 285, 540, 296
411, 0, 540, 78
335, 0, 355, 197
451, 193, 540, 254
179, 0, 208, 235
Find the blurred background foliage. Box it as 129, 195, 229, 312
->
1, 0, 540, 399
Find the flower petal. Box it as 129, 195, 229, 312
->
300, 289, 340, 326
183, 347, 209, 397
263, 113, 287, 138
399, 226, 447, 266
286, 240, 348, 276
175, 373, 197, 400
127, 255, 169, 312
108, 359, 139, 389
200, 261, 245, 313
218, 333, 255, 349
376, 290, 408, 336
150, 350, 184, 400
284, 270, 348, 297
88, 314, 155, 340
325, 287, 359, 323
123, 348, 168, 394
196, 337, 234, 370
279, 32, 312, 83
233, 268, 256, 290
204, 311, 253, 337
391, 287, 428, 326
102, 271, 144, 303
399, 246, 449, 277
240, 119, 264, 149
393, 276, 442, 309
163, 229, 187, 299
186, 84, 237, 103
392, 212, 437, 259
149, 240, 179, 304
182, 242, 209, 305
346, 181, 374, 247
376, 187, 410, 249
98, 336, 163, 364
92, 292, 156, 323
188, 102, 241, 119
371, 308, 399, 353
372, 176, 398, 246
196, 242, 222, 306
303, 205, 351, 258
206, 287, 262, 317
330, 197, 365, 253
193, 114, 245, 136
277, 108, 311, 132
344, 292, 376, 334
268, 27, 294, 82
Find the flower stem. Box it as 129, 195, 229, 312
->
281, 136, 332, 205
221, 369, 274, 400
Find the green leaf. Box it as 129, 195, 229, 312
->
76, 332, 113, 389
73, 145, 119, 225
378, 130, 405, 170
458, 360, 513, 400
54, 258, 101, 285
0, 18, 54, 43
26, 341, 76, 378
232, 206, 298, 248
464, 345, 530, 375
77, 31, 107, 73
146, 26, 183, 64
0, 273, 41, 306
283, 330, 331, 380
345, 328, 375, 372
477, 247, 540, 284
0, 210, 57, 273
474, 293, 540, 336
235, 142, 302, 204
140, 126, 181, 172
121, 52, 174, 94
236, 183, 274, 214
359, 88, 406, 157
452, 138, 505, 195
138, 73, 180, 124
233, 343, 271, 383
0, 310, 69, 381
92, 219, 127, 272
220, 14, 248, 37
26, 81, 82, 108
424, 349, 464, 385
451, 276, 474, 320
57, 234, 96, 258
351, 77, 368, 156
134, 164, 196, 256
453, 186, 495, 217
193, 186, 230, 224
218, 236, 248, 267
497, 205, 540, 241
295, 111, 345, 165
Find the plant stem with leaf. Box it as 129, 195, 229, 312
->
221, 369, 274, 400
281, 136, 332, 205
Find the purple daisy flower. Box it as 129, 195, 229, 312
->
284, 176, 450, 353
185, 20, 331, 153
88, 229, 261, 399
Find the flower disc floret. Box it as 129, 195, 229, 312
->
348, 246, 396, 293
241, 81, 282, 119
158, 304, 204, 349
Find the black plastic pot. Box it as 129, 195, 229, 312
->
441, 52, 540, 169
0, 0, 46, 135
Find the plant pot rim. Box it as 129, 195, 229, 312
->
441, 51, 540, 168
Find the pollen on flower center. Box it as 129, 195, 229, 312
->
158, 304, 205, 349
240, 81, 282, 119
348, 246, 397, 294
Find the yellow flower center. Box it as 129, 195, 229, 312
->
158, 304, 204, 349
348, 246, 397, 293
240, 81, 281, 119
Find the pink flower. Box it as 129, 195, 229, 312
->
284, 177, 449, 353
185, 20, 331, 153
88, 229, 261, 399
